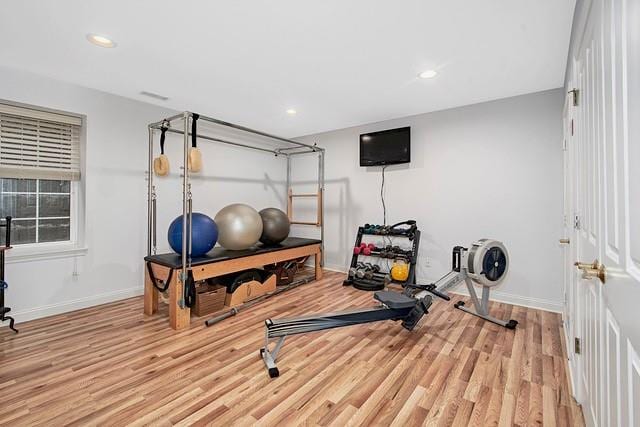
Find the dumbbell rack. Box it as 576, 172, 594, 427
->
343, 221, 421, 291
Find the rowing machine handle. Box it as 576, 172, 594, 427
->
427, 287, 451, 301
406, 283, 451, 301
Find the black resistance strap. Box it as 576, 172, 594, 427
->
191, 113, 199, 148
146, 262, 173, 292
160, 125, 168, 154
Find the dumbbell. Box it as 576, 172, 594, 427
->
354, 243, 376, 255
354, 263, 378, 279
362, 243, 375, 256
355, 263, 383, 279
362, 271, 392, 283
348, 262, 367, 278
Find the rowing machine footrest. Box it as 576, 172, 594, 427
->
373, 291, 417, 309
505, 319, 518, 329
401, 296, 432, 331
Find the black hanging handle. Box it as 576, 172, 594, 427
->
191, 113, 199, 148
159, 123, 168, 155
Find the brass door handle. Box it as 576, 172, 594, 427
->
559, 238, 570, 244
574, 259, 599, 270
575, 259, 606, 284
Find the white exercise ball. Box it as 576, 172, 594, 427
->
214, 203, 263, 250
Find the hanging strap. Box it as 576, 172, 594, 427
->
191, 113, 199, 148
146, 262, 173, 292
160, 125, 168, 155
184, 272, 196, 308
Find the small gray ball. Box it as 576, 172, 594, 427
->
259, 208, 290, 245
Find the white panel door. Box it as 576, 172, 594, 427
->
564, 1, 640, 426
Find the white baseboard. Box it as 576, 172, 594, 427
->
450, 289, 563, 313
2, 286, 143, 325
321, 264, 562, 313
322, 263, 349, 273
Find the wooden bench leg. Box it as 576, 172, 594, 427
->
169, 272, 190, 330
144, 267, 158, 315
315, 250, 323, 280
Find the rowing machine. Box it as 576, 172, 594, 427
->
260, 288, 434, 378
259, 238, 516, 378
431, 239, 517, 329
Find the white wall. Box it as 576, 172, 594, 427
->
0, 67, 286, 323
293, 89, 565, 311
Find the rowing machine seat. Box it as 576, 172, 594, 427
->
373, 291, 416, 309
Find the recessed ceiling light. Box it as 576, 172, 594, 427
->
418, 70, 438, 79
86, 33, 116, 48
286, 109, 297, 116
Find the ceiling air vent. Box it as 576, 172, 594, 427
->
140, 91, 169, 101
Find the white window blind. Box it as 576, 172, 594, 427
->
0, 103, 81, 181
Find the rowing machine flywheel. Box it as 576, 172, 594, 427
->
466, 239, 509, 287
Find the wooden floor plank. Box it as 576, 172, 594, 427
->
0, 270, 583, 426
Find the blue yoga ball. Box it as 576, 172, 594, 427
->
167, 212, 218, 257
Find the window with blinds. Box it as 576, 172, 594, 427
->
0, 103, 81, 181
0, 102, 81, 245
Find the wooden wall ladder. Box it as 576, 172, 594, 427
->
287, 188, 323, 226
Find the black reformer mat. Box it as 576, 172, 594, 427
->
144, 237, 321, 269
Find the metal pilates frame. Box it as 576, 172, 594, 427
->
146, 112, 325, 306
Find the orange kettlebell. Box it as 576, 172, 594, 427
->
391, 259, 409, 282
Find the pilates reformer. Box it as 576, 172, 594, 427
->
144, 112, 326, 330
260, 238, 516, 377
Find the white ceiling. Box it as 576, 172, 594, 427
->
0, 0, 575, 137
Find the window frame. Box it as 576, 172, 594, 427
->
0, 99, 87, 263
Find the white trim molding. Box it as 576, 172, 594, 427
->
2, 286, 142, 325
450, 288, 563, 314
6, 245, 88, 264
323, 264, 563, 313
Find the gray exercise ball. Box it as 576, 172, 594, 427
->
259, 208, 290, 245
214, 203, 263, 250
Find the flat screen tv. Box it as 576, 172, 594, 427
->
359, 127, 410, 167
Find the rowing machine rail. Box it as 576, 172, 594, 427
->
260, 291, 432, 377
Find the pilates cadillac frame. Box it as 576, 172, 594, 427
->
146, 112, 325, 323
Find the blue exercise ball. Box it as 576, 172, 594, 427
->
167, 212, 218, 257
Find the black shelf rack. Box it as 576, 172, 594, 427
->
1, 216, 17, 333
343, 220, 420, 291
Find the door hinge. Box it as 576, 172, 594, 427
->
574, 337, 581, 354
570, 119, 574, 136
574, 215, 581, 230
569, 88, 579, 106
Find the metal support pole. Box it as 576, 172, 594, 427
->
198, 115, 318, 151
318, 150, 325, 266
147, 126, 154, 256
148, 112, 187, 128
150, 127, 279, 155
181, 113, 190, 279
286, 155, 291, 209
152, 186, 157, 254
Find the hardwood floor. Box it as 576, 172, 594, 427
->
0, 270, 583, 426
